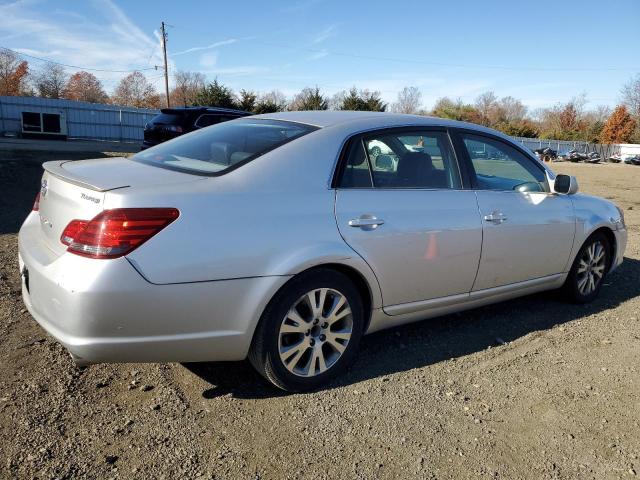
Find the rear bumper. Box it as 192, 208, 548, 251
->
18, 212, 289, 364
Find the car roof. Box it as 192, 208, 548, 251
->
251, 110, 506, 136
160, 106, 251, 115
248, 110, 556, 178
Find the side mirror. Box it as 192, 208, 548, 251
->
553, 174, 579, 195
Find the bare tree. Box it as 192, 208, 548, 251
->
497, 96, 528, 124
474, 91, 498, 126
253, 90, 287, 113
391, 86, 422, 114
34, 62, 68, 98
170, 70, 205, 107
621, 74, 640, 118
112, 71, 160, 108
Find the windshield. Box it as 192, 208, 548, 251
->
133, 119, 316, 176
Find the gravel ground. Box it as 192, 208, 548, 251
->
0, 156, 639, 479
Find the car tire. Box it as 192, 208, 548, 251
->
249, 268, 364, 392
562, 232, 610, 304
370, 146, 381, 157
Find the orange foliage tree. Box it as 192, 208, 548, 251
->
62, 71, 108, 103
0, 49, 30, 96
600, 106, 637, 144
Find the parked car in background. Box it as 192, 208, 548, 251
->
19, 112, 627, 391
142, 107, 251, 149
608, 153, 622, 163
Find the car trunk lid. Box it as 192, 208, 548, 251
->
38, 157, 199, 255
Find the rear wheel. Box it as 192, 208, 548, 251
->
562, 233, 610, 303
249, 269, 364, 392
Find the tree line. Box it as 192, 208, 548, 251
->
1, 48, 638, 144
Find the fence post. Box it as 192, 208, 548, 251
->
119, 109, 123, 143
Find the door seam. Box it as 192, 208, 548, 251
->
469, 190, 484, 292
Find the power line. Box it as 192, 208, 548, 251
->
0, 46, 157, 73
246, 40, 639, 72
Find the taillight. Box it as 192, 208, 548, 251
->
60, 220, 88, 246
61, 208, 179, 259
166, 125, 183, 133
32, 192, 40, 211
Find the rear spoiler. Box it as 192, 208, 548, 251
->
42, 160, 129, 192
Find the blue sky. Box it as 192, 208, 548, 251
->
1, 0, 639, 112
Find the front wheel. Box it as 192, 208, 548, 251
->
249, 269, 364, 392
562, 233, 610, 303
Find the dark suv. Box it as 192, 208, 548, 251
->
142, 107, 251, 149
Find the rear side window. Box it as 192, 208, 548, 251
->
338, 140, 373, 188
133, 119, 316, 176
337, 130, 461, 189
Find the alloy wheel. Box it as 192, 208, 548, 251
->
278, 288, 353, 377
576, 240, 606, 296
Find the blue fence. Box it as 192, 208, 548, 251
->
0, 96, 159, 143
513, 136, 621, 158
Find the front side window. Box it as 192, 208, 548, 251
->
461, 134, 547, 192
133, 119, 316, 176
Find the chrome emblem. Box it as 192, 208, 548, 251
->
40, 179, 48, 198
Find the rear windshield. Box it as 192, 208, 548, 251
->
133, 119, 317, 176
150, 113, 183, 125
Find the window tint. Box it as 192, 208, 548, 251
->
363, 131, 460, 189
338, 140, 372, 188
461, 134, 547, 192
195, 114, 221, 128
133, 119, 316, 176
152, 113, 182, 125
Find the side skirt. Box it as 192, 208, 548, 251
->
366, 273, 566, 334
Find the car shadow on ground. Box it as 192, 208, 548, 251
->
184, 256, 640, 399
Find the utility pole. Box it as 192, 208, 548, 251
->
161, 21, 170, 108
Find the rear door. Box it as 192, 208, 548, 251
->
334, 128, 482, 308
453, 131, 575, 291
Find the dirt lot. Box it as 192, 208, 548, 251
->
0, 155, 638, 479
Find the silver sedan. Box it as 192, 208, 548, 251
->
18, 111, 627, 391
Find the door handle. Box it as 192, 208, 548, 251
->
483, 211, 508, 224
348, 216, 385, 230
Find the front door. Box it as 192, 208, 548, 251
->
334, 129, 483, 307
455, 132, 575, 291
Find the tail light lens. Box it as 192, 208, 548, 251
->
32, 192, 41, 211
61, 208, 179, 259
60, 220, 89, 246
166, 125, 183, 133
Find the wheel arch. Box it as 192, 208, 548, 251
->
590, 226, 617, 271
253, 261, 380, 345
